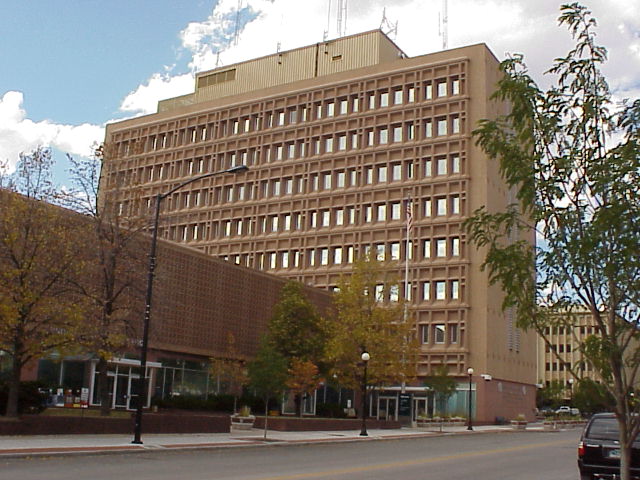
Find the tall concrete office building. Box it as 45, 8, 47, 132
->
102, 30, 537, 422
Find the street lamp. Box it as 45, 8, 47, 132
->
132, 164, 249, 444
360, 351, 370, 437
568, 377, 574, 404
467, 367, 474, 431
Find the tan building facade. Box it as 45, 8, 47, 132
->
538, 310, 602, 400
102, 30, 537, 422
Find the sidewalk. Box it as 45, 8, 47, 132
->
0, 424, 526, 458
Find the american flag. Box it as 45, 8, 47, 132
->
406, 198, 413, 233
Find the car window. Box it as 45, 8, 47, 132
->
588, 418, 619, 440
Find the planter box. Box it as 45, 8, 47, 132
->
230, 414, 256, 430
511, 420, 527, 430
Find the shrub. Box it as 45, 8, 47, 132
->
0, 381, 48, 414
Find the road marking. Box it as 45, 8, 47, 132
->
258, 438, 570, 480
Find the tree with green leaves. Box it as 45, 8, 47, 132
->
0, 148, 85, 417
536, 380, 567, 410
324, 257, 418, 391
423, 365, 458, 418
62, 145, 145, 416
267, 280, 325, 416
247, 339, 288, 440
464, 4, 640, 478
573, 378, 615, 416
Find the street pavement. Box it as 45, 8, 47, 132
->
0, 422, 573, 458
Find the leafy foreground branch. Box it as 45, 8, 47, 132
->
465, 3, 640, 479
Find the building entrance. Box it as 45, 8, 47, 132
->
90, 358, 160, 410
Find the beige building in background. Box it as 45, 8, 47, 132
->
538, 310, 602, 399
101, 30, 537, 422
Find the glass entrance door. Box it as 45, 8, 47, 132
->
114, 374, 129, 408
377, 397, 397, 420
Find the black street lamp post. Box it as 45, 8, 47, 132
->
467, 367, 474, 431
132, 164, 248, 444
360, 351, 370, 437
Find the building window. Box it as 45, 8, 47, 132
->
435, 281, 446, 300
364, 205, 372, 223
338, 135, 347, 151
452, 237, 460, 256
320, 248, 329, 265
334, 247, 343, 264
378, 165, 387, 182
368, 92, 376, 109
435, 324, 446, 343
423, 159, 432, 177
269, 252, 277, 269
376, 243, 385, 261
339, 98, 348, 115
365, 167, 373, 184
452, 115, 460, 134
424, 82, 433, 100
422, 281, 431, 300
452, 195, 460, 214
393, 89, 403, 105
437, 118, 447, 136
450, 324, 458, 344
310, 211, 317, 228
420, 325, 429, 344
377, 204, 387, 221
282, 251, 290, 268
451, 280, 460, 299
335, 209, 344, 226
346, 246, 354, 263
321, 210, 330, 227
452, 154, 461, 174
380, 92, 389, 107
423, 239, 431, 258
407, 123, 415, 140
424, 120, 433, 138
437, 80, 447, 97
436, 198, 447, 216
393, 125, 402, 142
436, 238, 447, 257
327, 102, 335, 117
391, 202, 401, 220
424, 199, 432, 217
436, 156, 447, 175
408, 87, 415, 103
452, 78, 460, 95
390, 242, 400, 260
323, 173, 332, 190
379, 128, 388, 144
337, 171, 345, 188
325, 137, 334, 152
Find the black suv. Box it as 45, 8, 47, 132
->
578, 413, 640, 479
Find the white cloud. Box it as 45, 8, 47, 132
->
119, 73, 194, 116
0, 91, 104, 171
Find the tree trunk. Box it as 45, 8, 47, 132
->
97, 357, 111, 416
620, 443, 631, 480
263, 397, 269, 440
5, 353, 22, 418
294, 393, 301, 417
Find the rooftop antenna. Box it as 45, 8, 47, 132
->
380, 7, 398, 40
233, 0, 242, 46
323, 0, 332, 41
439, 0, 448, 49
337, 0, 348, 37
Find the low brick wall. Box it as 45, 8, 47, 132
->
253, 416, 401, 431
0, 413, 230, 436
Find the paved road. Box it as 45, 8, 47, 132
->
1, 429, 581, 480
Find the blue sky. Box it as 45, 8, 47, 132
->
1, 0, 638, 185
